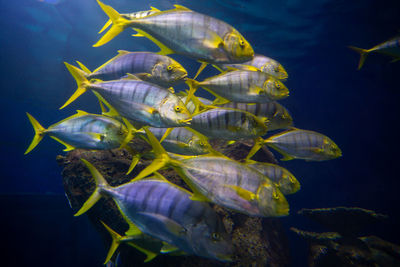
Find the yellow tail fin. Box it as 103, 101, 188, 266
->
60, 62, 90, 109
24, 113, 46, 155
348, 46, 370, 70
74, 159, 110, 216
100, 221, 123, 264
94, 0, 132, 47
76, 61, 92, 75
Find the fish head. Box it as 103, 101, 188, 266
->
188, 135, 211, 154
263, 78, 289, 100
152, 59, 188, 85
159, 95, 192, 127
249, 115, 269, 136
101, 121, 129, 146
257, 181, 290, 217
223, 31, 254, 63
278, 172, 301, 195
188, 211, 233, 261
269, 106, 293, 130
261, 62, 288, 80
321, 137, 342, 159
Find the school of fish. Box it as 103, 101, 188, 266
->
25, 0, 343, 264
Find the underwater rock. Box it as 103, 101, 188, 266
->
291, 207, 399, 267
298, 207, 388, 237
58, 138, 290, 267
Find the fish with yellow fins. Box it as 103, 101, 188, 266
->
214, 54, 288, 80
100, 221, 184, 264
349, 36, 400, 69
75, 159, 233, 261
60, 62, 192, 128
76, 51, 187, 87
93, 0, 254, 77
130, 128, 289, 217
247, 128, 342, 161
186, 69, 289, 105
24, 110, 134, 155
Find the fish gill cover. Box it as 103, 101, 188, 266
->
2, 0, 400, 266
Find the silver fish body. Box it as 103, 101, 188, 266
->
266, 129, 342, 161
125, 10, 254, 63
139, 127, 211, 155
198, 70, 289, 103
47, 114, 127, 150
245, 161, 300, 195
88, 52, 187, 87
216, 54, 288, 80
190, 108, 268, 140
90, 80, 191, 127
175, 156, 289, 217
106, 179, 233, 261
219, 102, 293, 131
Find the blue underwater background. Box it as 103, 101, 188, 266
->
1, 0, 400, 266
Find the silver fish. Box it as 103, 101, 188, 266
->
78, 51, 187, 87
75, 159, 233, 262
24, 110, 130, 154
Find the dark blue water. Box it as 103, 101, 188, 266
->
1, 0, 400, 266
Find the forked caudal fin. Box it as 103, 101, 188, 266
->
60, 62, 90, 109
94, 0, 132, 47
130, 127, 176, 182
25, 113, 46, 155
348, 46, 370, 70
74, 159, 111, 216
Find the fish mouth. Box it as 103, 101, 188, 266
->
181, 74, 188, 81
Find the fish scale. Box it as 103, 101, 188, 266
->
173, 156, 289, 217
264, 129, 342, 161
190, 108, 267, 140
197, 70, 288, 103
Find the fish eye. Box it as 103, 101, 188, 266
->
174, 106, 183, 112
272, 191, 280, 200
275, 81, 281, 89
239, 40, 245, 47
211, 232, 220, 241
167, 65, 173, 71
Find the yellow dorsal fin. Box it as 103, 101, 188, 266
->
93, 51, 131, 73
132, 28, 174, 55
49, 136, 76, 151
76, 110, 89, 116
173, 5, 192, 11
150, 6, 160, 12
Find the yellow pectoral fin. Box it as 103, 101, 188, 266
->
49, 136, 75, 151
225, 185, 256, 201
189, 193, 209, 202
161, 242, 179, 253
249, 85, 264, 95
132, 28, 174, 55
